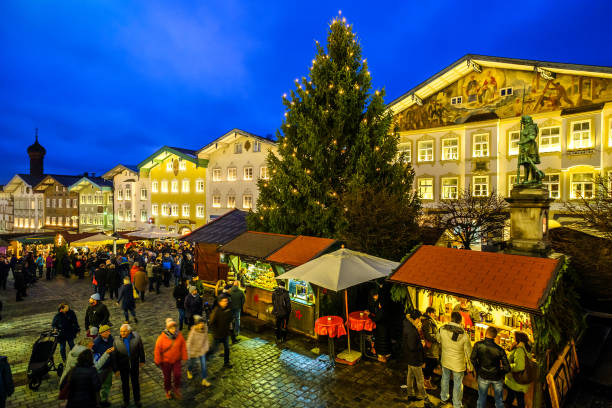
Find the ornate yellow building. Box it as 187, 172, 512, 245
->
388, 55, 612, 225
138, 146, 208, 235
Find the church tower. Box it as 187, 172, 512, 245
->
27, 128, 46, 177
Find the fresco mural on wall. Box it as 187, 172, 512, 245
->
395, 68, 612, 131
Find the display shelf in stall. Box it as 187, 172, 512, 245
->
388, 245, 565, 408
265, 235, 339, 337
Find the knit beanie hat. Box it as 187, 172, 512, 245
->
165, 318, 177, 328
193, 314, 203, 324
189, 286, 197, 293
90, 293, 101, 301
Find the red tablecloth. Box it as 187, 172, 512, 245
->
347, 311, 376, 331
315, 316, 347, 338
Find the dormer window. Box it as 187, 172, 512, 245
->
451, 96, 462, 105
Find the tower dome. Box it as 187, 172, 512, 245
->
27, 128, 46, 177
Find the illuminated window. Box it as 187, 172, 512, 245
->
442, 138, 458, 160
72, 216, 77, 227
171, 204, 179, 216
118, 210, 124, 221
228, 168, 237, 181
473, 176, 489, 197
166, 161, 173, 171
570, 120, 592, 149
441, 177, 458, 199
125, 210, 132, 221
417, 140, 433, 162
51, 217, 56, 226
140, 210, 147, 222
140, 189, 147, 200
52, 199, 56, 208
46, 198, 50, 207
182, 204, 190, 216
212, 169, 221, 182
179, 161, 186, 171
125, 187, 131, 200
539, 127, 561, 152
244, 167, 253, 181
473, 133, 489, 157
46, 216, 50, 225
543, 174, 560, 199
509, 131, 520, 156
58, 199, 63, 208
73, 198, 77, 208
195, 179, 204, 192
260, 167, 269, 180
196, 205, 204, 218
117, 189, 123, 200
152, 181, 159, 193
253, 140, 262, 152
152, 204, 159, 216
243, 195, 253, 209
212, 195, 221, 208
418, 178, 433, 200
451, 96, 462, 105
161, 180, 168, 193
570, 173, 594, 199
58, 216, 63, 225
399, 143, 411, 163
234, 143, 242, 154
227, 195, 236, 208
161, 204, 169, 216
508, 175, 518, 196
171, 180, 179, 193
182, 180, 190, 193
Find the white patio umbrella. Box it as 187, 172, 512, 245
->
276, 248, 399, 361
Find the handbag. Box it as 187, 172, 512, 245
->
58, 368, 73, 400
512, 347, 537, 384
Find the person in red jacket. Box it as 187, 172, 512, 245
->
154, 318, 187, 400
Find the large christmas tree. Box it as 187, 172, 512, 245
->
248, 15, 420, 256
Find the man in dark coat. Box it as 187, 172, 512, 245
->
365, 289, 390, 362
402, 310, 433, 407
272, 281, 291, 343
65, 349, 101, 408
184, 286, 203, 329
52, 303, 80, 361
113, 324, 145, 408
173, 280, 189, 331
470, 326, 510, 408
94, 264, 108, 300
0, 256, 9, 290
93, 325, 114, 407
84, 293, 110, 334
12, 261, 27, 302
207, 294, 233, 368
0, 355, 14, 408
117, 278, 138, 324
421, 307, 440, 390
229, 281, 245, 343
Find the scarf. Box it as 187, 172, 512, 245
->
164, 329, 178, 340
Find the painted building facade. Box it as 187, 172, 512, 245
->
197, 129, 277, 222
34, 175, 81, 230
69, 176, 114, 232
138, 147, 208, 234
0, 190, 14, 233
103, 164, 151, 231
3, 175, 45, 232
388, 55, 612, 220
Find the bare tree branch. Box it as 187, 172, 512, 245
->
565, 175, 612, 240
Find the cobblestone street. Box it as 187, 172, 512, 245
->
1, 276, 610, 408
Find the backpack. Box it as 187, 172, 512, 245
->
512, 347, 537, 384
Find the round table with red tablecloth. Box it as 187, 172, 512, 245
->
315, 316, 346, 367
347, 311, 376, 357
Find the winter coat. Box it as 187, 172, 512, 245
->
59, 345, 110, 386
421, 315, 441, 359
133, 270, 148, 292
112, 332, 145, 371
229, 286, 245, 312
186, 325, 209, 358
130, 265, 139, 283
173, 285, 188, 310
470, 338, 510, 381
505, 345, 532, 393
118, 283, 136, 310
92, 335, 114, 371
65, 365, 101, 408
0, 356, 14, 400
437, 322, 473, 373
52, 310, 80, 341
402, 318, 425, 367
94, 267, 107, 287
173, 261, 182, 277
272, 287, 291, 317
146, 263, 155, 279
45, 256, 54, 268
209, 306, 233, 339
154, 330, 188, 365
108, 268, 122, 290
183, 258, 194, 277
184, 293, 203, 319
84, 302, 110, 330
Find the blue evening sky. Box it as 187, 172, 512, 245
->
1, 0, 611, 182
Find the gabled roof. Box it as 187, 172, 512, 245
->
197, 128, 277, 156
137, 146, 208, 170
388, 245, 562, 312
182, 209, 248, 244
220, 231, 296, 260
388, 54, 612, 115
266, 236, 337, 267
3, 174, 46, 192
68, 176, 113, 192
34, 175, 83, 191
102, 164, 139, 180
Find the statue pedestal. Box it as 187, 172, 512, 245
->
505, 185, 553, 257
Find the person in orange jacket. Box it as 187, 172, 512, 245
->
154, 318, 188, 400
129, 262, 139, 284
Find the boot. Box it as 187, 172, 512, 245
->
424, 379, 437, 390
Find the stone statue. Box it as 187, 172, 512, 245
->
517, 115, 544, 185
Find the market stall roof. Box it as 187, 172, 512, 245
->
58, 232, 99, 244
388, 245, 562, 312
14, 234, 56, 244
266, 235, 337, 267
276, 248, 399, 291
181, 209, 247, 245
220, 231, 296, 259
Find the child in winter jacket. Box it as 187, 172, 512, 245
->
186, 315, 210, 387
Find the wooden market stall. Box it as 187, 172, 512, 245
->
181, 209, 247, 282
388, 245, 569, 408
220, 232, 337, 338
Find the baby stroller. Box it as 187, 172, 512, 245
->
27, 329, 64, 390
